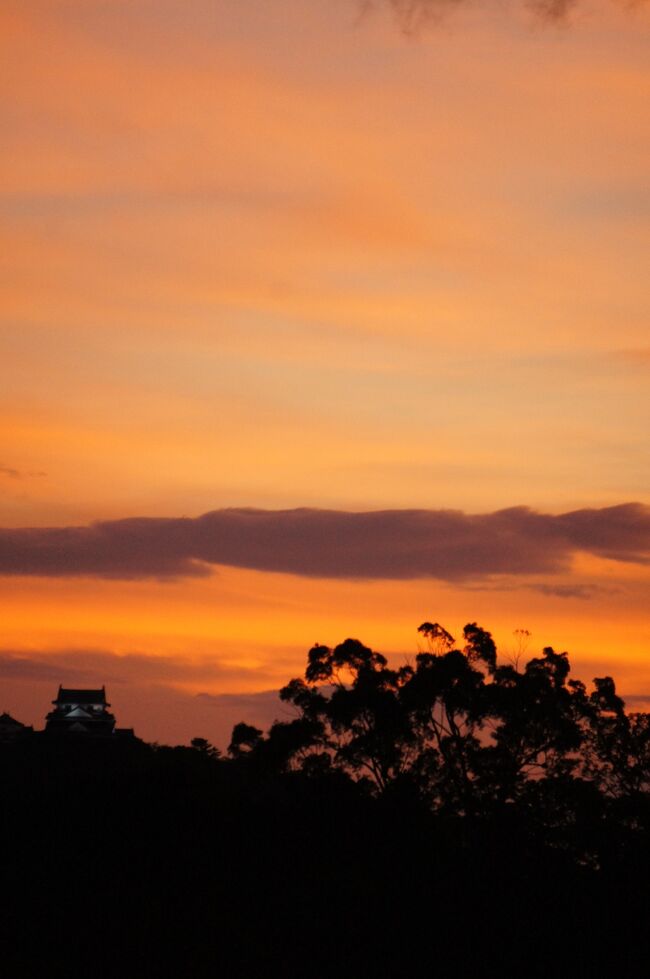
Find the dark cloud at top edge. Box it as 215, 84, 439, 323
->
0, 503, 648, 582
375, 0, 643, 33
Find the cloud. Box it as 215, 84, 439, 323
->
528, 582, 615, 600
613, 348, 650, 369
0, 654, 76, 685
0, 503, 648, 582
196, 689, 287, 723
0, 648, 278, 688
621, 693, 650, 710
0, 464, 46, 480
196, 690, 283, 709
374, 0, 638, 32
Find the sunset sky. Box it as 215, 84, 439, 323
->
1, 0, 648, 746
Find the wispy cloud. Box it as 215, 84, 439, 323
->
0, 648, 280, 689
528, 582, 617, 600
374, 0, 639, 32
0, 464, 46, 480
613, 348, 650, 368
0, 503, 647, 582
621, 693, 650, 710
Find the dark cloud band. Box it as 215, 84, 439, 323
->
0, 503, 647, 582
378, 0, 635, 32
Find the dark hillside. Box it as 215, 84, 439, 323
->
2, 624, 649, 978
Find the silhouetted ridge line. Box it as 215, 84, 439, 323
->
2, 619, 649, 977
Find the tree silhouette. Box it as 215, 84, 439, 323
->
246, 620, 650, 840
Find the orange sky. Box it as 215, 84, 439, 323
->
1, 0, 648, 745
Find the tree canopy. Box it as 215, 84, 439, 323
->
226, 621, 650, 863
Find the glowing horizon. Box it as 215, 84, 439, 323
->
1, 0, 648, 745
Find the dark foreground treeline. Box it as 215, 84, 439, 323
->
1, 622, 649, 978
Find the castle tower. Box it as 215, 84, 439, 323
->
45, 686, 116, 737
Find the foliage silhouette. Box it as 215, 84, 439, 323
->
235, 621, 650, 882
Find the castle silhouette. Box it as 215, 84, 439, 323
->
0, 686, 137, 741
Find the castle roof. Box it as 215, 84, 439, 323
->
54, 687, 108, 704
